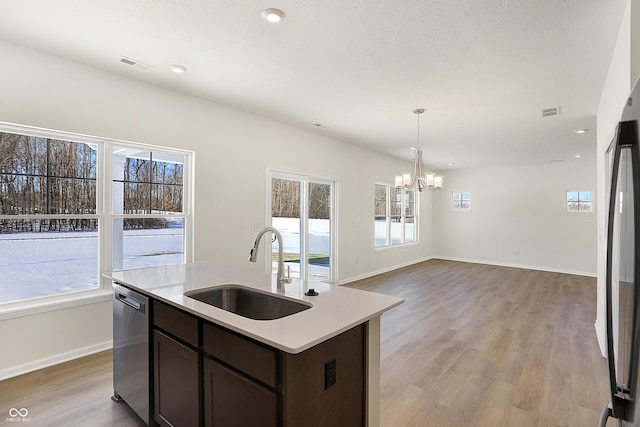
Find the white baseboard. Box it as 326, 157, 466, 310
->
0, 340, 113, 381
433, 256, 597, 278
339, 256, 433, 285
340, 256, 595, 285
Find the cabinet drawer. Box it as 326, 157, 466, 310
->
153, 301, 199, 348
203, 322, 277, 388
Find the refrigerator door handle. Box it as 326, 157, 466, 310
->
627, 119, 640, 421
605, 121, 625, 418
605, 119, 640, 422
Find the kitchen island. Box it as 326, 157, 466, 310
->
105, 261, 403, 427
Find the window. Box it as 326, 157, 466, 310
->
452, 192, 471, 211
268, 172, 336, 283
111, 147, 187, 271
375, 183, 417, 248
566, 191, 592, 213
0, 124, 193, 305
0, 134, 99, 303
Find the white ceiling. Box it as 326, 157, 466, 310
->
0, 0, 628, 170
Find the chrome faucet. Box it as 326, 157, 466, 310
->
249, 227, 292, 291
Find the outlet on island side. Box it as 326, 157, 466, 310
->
324, 358, 337, 389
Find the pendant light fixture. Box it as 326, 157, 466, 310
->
394, 108, 443, 192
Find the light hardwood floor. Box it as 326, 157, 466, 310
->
0, 350, 144, 426
348, 259, 613, 427
0, 260, 615, 426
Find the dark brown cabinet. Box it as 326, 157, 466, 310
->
153, 330, 200, 427
202, 322, 277, 387
153, 301, 201, 427
282, 324, 365, 427
203, 358, 278, 427
151, 299, 365, 427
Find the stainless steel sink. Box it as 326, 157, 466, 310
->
184, 285, 311, 320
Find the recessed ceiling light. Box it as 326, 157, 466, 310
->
575, 154, 583, 158
262, 8, 285, 23
574, 129, 590, 134
170, 65, 187, 74
448, 163, 454, 166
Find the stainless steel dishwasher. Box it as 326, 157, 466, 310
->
112, 283, 150, 425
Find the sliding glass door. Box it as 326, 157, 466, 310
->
268, 171, 335, 283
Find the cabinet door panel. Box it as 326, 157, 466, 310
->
154, 330, 200, 427
204, 358, 278, 427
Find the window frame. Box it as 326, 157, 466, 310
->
0, 122, 194, 318
266, 169, 337, 284
565, 190, 594, 213
374, 183, 418, 249
451, 191, 472, 212
107, 144, 192, 273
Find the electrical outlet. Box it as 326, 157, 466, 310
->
325, 358, 336, 389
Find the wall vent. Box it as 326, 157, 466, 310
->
542, 106, 561, 117
119, 56, 154, 71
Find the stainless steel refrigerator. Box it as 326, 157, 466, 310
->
600, 80, 640, 426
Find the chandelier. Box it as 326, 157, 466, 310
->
394, 108, 443, 192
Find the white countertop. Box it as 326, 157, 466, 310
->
104, 261, 404, 354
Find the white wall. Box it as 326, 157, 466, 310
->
632, 0, 640, 87
433, 163, 597, 276
0, 302, 112, 379
0, 40, 433, 378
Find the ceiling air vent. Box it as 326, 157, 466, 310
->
119, 56, 154, 71
541, 106, 561, 117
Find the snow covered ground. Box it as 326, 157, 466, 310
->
0, 219, 331, 303
270, 218, 330, 280
0, 229, 183, 303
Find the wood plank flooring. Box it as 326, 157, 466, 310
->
0, 350, 144, 427
0, 259, 615, 426
347, 259, 613, 427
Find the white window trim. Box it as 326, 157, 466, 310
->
451, 191, 472, 213
266, 169, 338, 284
565, 190, 595, 214
374, 182, 419, 249
0, 121, 194, 319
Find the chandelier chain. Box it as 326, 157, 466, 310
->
413, 108, 425, 151
417, 112, 420, 150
